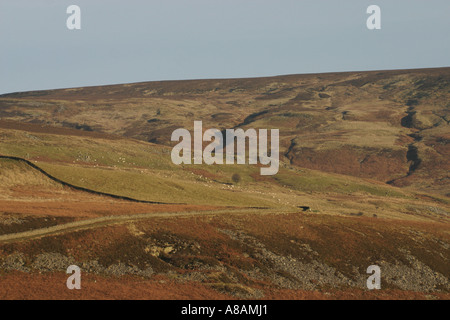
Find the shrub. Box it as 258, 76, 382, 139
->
231, 173, 241, 184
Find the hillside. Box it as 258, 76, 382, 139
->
0, 68, 449, 300
1, 67, 448, 196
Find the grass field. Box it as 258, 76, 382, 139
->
0, 68, 449, 299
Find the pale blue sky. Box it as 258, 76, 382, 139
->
1, 0, 449, 94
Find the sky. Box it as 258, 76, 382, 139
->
0, 0, 449, 94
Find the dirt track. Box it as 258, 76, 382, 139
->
0, 207, 292, 244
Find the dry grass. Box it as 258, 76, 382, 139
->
0, 67, 449, 299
